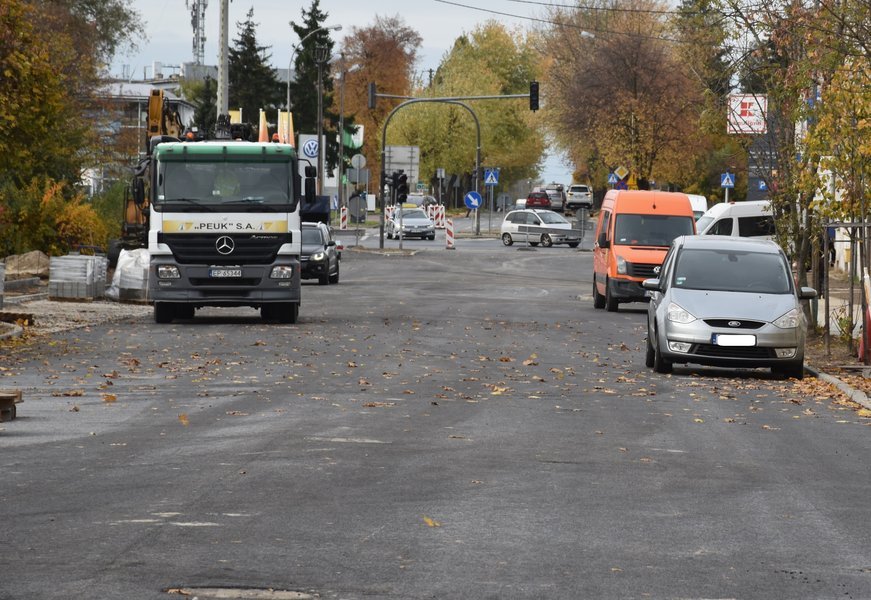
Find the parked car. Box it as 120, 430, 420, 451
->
404, 194, 438, 208
525, 191, 552, 209
544, 183, 567, 212
386, 207, 436, 240
643, 235, 816, 379
301, 222, 340, 285
501, 209, 581, 248
566, 184, 593, 211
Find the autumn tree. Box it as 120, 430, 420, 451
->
541, 0, 708, 191
339, 14, 422, 190
389, 21, 543, 200
228, 8, 284, 126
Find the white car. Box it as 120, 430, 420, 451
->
386, 207, 436, 240
501, 209, 581, 248
566, 184, 593, 210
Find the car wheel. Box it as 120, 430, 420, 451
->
605, 278, 619, 312
329, 263, 339, 284
502, 233, 514, 246
541, 234, 553, 248
645, 321, 655, 368
774, 361, 804, 380
568, 242, 579, 248
318, 272, 329, 285
593, 280, 606, 309
428, 235, 435, 240
530, 242, 540, 247
652, 326, 673, 374
154, 302, 174, 324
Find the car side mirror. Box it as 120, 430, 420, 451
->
799, 286, 817, 299
642, 278, 661, 292
327, 240, 336, 247
597, 232, 610, 248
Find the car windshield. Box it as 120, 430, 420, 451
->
538, 212, 568, 224
301, 228, 324, 244
673, 248, 792, 294
400, 209, 428, 219
613, 214, 695, 247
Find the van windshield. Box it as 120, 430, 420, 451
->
696, 215, 714, 233
613, 214, 695, 247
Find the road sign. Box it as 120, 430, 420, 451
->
607, 172, 619, 185
416, 182, 426, 192
464, 191, 483, 210
484, 168, 500, 187
615, 179, 628, 191
758, 179, 768, 191
350, 153, 366, 169
721, 172, 735, 188
614, 165, 629, 180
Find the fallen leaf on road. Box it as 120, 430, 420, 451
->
102, 393, 117, 403
178, 414, 189, 426
423, 516, 441, 527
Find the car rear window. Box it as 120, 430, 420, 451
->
673, 248, 792, 294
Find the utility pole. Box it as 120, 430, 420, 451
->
216, 0, 229, 119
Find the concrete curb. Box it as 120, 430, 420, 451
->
0, 322, 23, 341
805, 364, 871, 410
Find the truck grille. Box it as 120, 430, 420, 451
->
159, 233, 291, 265
628, 263, 659, 278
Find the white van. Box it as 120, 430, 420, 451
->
686, 194, 708, 220
696, 200, 775, 240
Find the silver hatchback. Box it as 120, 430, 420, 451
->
642, 236, 816, 379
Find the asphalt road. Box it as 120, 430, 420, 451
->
2, 245, 871, 599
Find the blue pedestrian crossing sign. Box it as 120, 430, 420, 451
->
720, 172, 735, 188
758, 179, 768, 191
484, 168, 500, 187
607, 172, 619, 185
464, 191, 483, 210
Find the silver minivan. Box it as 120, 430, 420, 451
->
643, 235, 815, 379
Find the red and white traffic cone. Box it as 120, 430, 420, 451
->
340, 206, 348, 230
446, 218, 455, 250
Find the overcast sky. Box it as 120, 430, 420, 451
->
112, 0, 572, 183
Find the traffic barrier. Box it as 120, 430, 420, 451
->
446, 218, 455, 250
340, 206, 348, 230
436, 205, 446, 229
386, 206, 395, 221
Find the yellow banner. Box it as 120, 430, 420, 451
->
163, 220, 288, 233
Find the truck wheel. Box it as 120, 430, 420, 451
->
278, 303, 299, 324
154, 302, 175, 324
177, 304, 195, 320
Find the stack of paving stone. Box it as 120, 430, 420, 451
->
48, 254, 108, 300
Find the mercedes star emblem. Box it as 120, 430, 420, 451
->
216, 236, 235, 255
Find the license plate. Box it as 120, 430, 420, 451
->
712, 334, 756, 347
209, 268, 242, 278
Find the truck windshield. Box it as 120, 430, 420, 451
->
155, 161, 291, 209
613, 214, 695, 247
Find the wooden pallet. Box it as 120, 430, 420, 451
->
0, 390, 22, 422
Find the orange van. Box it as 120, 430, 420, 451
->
593, 190, 695, 311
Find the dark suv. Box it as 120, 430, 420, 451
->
525, 191, 552, 209
300, 222, 340, 285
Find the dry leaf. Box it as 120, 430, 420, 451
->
423, 516, 441, 528
102, 393, 117, 403
178, 414, 189, 426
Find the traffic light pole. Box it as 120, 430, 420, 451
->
379, 98, 482, 247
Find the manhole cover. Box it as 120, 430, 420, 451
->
166, 588, 316, 599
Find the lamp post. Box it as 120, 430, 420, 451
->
314, 44, 330, 199
337, 56, 361, 210
285, 23, 341, 142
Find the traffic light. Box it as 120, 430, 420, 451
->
368, 83, 377, 110
529, 81, 539, 112
395, 171, 409, 204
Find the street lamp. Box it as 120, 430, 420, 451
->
285, 23, 341, 142
315, 43, 330, 198
337, 55, 362, 210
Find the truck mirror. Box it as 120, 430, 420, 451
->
131, 178, 146, 207
305, 178, 316, 203
305, 165, 317, 178
597, 232, 610, 248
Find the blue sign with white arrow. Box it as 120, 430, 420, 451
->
464, 191, 483, 210
720, 172, 735, 188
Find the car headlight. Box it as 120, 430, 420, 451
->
310, 251, 326, 261
616, 255, 627, 274
666, 302, 696, 324
774, 308, 800, 329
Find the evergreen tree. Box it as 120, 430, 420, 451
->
288, 0, 343, 173
228, 8, 284, 127
191, 76, 217, 138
